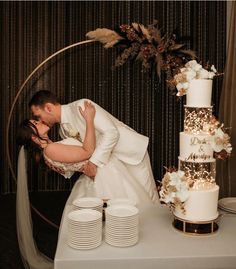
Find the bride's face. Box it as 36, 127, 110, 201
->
30, 120, 50, 136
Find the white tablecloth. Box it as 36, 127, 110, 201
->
54, 204, 236, 269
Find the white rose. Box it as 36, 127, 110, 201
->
169, 171, 186, 186
215, 127, 225, 139
176, 188, 189, 202
180, 67, 187, 73
160, 190, 175, 203
182, 82, 189, 89
225, 143, 232, 154
176, 83, 184, 91
211, 141, 224, 152
208, 72, 215, 79
197, 69, 209, 79
192, 63, 202, 72
185, 70, 196, 81
185, 60, 198, 69
177, 170, 185, 178
169, 172, 181, 186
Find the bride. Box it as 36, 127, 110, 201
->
16, 101, 157, 269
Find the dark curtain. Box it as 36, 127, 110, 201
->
217, 2, 236, 198
0, 1, 226, 193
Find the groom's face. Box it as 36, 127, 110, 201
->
31, 104, 56, 127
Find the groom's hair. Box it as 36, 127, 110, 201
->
28, 90, 59, 108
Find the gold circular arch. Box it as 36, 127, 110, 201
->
6, 39, 95, 228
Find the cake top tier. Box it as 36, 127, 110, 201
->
186, 79, 213, 107
174, 60, 217, 101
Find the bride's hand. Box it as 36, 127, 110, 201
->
79, 101, 96, 121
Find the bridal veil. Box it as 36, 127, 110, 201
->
16, 146, 54, 269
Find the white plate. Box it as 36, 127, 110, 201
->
106, 223, 138, 229
106, 219, 139, 227
105, 227, 138, 235
105, 237, 138, 247
106, 216, 138, 223
105, 233, 138, 240
68, 220, 102, 226
68, 240, 101, 250
68, 224, 102, 231
68, 229, 102, 234
68, 209, 102, 222
105, 231, 138, 239
106, 205, 139, 218
68, 219, 102, 226
218, 197, 236, 213
68, 236, 102, 244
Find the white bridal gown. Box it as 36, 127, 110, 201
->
43, 137, 156, 206
16, 138, 158, 269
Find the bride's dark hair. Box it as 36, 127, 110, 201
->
17, 119, 48, 162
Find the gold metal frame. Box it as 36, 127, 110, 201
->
6, 39, 95, 229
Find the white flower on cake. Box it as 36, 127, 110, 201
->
159, 170, 189, 212
211, 126, 232, 154
174, 60, 217, 97
203, 117, 232, 159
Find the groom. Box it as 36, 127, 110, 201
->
29, 90, 158, 203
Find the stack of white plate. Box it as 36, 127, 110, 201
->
72, 197, 103, 213
218, 197, 236, 214
105, 205, 139, 247
107, 198, 137, 207
67, 209, 102, 250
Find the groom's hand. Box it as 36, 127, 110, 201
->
81, 161, 97, 179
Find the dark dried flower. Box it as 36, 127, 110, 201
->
86, 21, 196, 80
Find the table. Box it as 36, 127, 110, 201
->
54, 204, 236, 269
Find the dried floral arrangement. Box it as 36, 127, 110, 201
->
86, 21, 196, 80
203, 116, 232, 160
158, 167, 189, 213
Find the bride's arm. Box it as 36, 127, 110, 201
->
44, 101, 96, 163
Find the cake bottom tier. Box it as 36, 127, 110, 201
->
174, 185, 219, 222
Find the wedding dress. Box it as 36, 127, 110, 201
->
16, 138, 155, 269
44, 137, 154, 206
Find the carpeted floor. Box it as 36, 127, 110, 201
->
0, 191, 70, 269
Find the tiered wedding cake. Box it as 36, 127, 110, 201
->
174, 79, 219, 222
159, 61, 232, 230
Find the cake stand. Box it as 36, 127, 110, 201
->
172, 215, 218, 235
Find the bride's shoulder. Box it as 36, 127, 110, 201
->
43, 142, 70, 161
44, 142, 60, 156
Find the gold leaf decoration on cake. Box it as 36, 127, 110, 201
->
184, 107, 213, 134
179, 160, 216, 190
